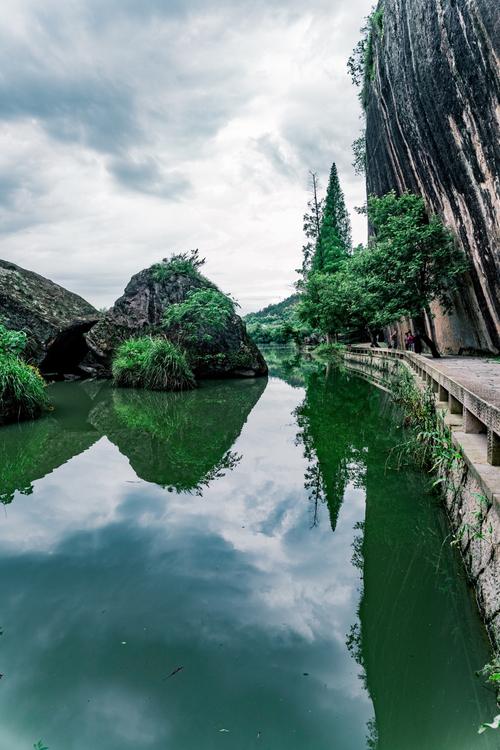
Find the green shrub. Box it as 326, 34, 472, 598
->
151, 250, 205, 283
0, 322, 28, 356
112, 337, 196, 391
0, 354, 48, 424
163, 288, 235, 349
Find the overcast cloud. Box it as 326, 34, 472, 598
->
0, 0, 372, 312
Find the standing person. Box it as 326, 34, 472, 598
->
390, 330, 398, 349
404, 331, 411, 350
408, 332, 415, 352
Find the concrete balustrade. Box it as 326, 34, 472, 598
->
345, 345, 500, 469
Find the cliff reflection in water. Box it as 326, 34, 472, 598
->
89, 378, 267, 492
1, 376, 267, 503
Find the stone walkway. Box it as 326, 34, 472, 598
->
415, 356, 500, 409
356, 345, 500, 409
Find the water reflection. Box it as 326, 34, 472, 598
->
89, 378, 266, 493
0, 354, 496, 750
0, 377, 267, 503
0, 382, 101, 504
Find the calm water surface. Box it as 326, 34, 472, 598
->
0, 349, 496, 749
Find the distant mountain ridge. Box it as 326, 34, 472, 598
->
245, 294, 299, 324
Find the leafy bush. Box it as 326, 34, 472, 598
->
112, 337, 196, 391
163, 288, 236, 349
0, 322, 27, 356
0, 354, 48, 423
151, 250, 205, 283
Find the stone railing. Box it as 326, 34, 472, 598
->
346, 346, 500, 467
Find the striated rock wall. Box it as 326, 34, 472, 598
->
365, 0, 500, 354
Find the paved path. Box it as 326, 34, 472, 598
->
354, 344, 500, 409
418, 357, 500, 410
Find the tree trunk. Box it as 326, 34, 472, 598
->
415, 314, 440, 358
367, 328, 379, 347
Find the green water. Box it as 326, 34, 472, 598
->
0, 349, 496, 749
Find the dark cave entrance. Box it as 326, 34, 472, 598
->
40, 322, 96, 377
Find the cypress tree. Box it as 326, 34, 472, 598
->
312, 162, 351, 273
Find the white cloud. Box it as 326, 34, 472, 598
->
0, 0, 373, 312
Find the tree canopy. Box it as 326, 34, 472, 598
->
311, 162, 352, 274
299, 190, 467, 355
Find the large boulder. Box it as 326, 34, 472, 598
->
0, 259, 99, 373
84, 260, 267, 378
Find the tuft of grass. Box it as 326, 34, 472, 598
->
112, 337, 196, 391
151, 249, 205, 283
0, 354, 48, 424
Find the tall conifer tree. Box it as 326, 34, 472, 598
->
312, 162, 351, 273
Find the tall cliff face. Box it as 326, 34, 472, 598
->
365, 0, 500, 354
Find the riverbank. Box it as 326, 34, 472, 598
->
337, 345, 500, 654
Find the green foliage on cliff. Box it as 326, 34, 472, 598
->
151, 249, 206, 283
163, 288, 236, 349
112, 337, 196, 391
352, 133, 366, 175
0, 324, 48, 424
348, 5, 384, 108
299, 192, 467, 355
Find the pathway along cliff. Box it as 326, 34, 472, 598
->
0, 348, 497, 749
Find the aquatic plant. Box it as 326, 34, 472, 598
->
112, 336, 196, 391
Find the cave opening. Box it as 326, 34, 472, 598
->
40, 322, 96, 377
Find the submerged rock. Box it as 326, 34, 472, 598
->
84, 260, 267, 378
0, 259, 99, 372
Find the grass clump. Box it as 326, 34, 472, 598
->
0, 323, 48, 425
387, 363, 463, 482
0, 355, 48, 424
112, 336, 196, 391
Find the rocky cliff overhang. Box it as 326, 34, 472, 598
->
364, 0, 500, 354
0, 259, 99, 374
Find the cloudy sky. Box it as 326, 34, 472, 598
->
0, 0, 372, 313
